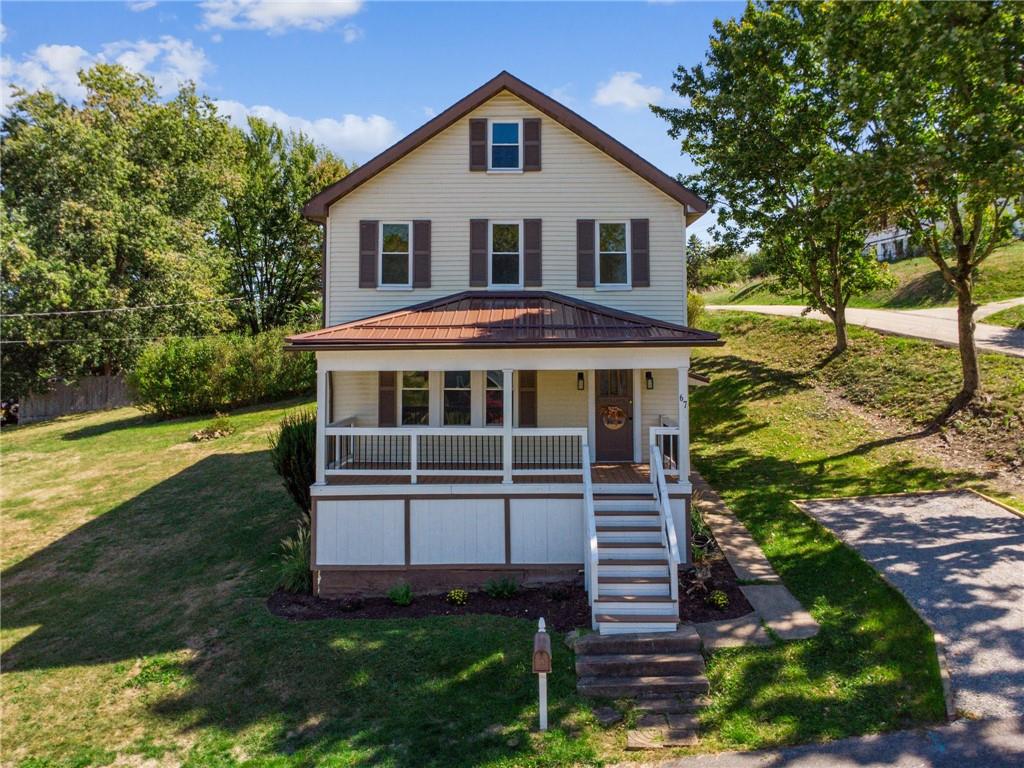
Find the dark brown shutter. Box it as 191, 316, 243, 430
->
576, 219, 595, 287
469, 118, 487, 171
413, 220, 431, 288
359, 220, 378, 288
470, 219, 488, 287
523, 219, 542, 287
523, 118, 541, 171
517, 370, 537, 428
631, 218, 650, 287
378, 371, 397, 427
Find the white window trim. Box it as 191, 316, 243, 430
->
488, 220, 524, 289
398, 370, 430, 426
487, 118, 523, 173
378, 221, 414, 290
595, 220, 632, 290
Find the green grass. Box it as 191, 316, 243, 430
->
984, 304, 1024, 329
703, 240, 1024, 309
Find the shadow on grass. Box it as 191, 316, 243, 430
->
882, 270, 953, 309
0, 448, 592, 767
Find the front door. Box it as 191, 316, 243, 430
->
595, 370, 633, 462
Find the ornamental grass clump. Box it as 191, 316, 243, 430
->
276, 524, 311, 593
483, 577, 518, 599
388, 582, 413, 606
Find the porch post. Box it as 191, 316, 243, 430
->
315, 362, 327, 485
677, 359, 690, 485
502, 368, 514, 484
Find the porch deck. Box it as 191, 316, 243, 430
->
324, 462, 652, 486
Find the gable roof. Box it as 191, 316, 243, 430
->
286, 290, 722, 350
303, 71, 709, 223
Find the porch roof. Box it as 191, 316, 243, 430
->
286, 291, 723, 351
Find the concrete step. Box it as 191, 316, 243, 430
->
575, 626, 702, 656
633, 694, 711, 714
594, 597, 678, 616
577, 673, 710, 698
595, 613, 678, 635
576, 653, 705, 677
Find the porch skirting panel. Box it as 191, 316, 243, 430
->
316, 564, 582, 600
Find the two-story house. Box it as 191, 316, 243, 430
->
287, 72, 721, 634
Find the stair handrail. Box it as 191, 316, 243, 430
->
581, 443, 599, 628
651, 444, 681, 604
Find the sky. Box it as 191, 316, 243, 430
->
1, 1, 744, 238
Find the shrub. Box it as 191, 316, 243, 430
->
687, 290, 705, 327
446, 588, 469, 606
484, 577, 519, 599
706, 589, 729, 610
388, 582, 413, 606
701, 256, 745, 287
269, 409, 316, 518
130, 328, 314, 418
191, 412, 235, 442
276, 524, 311, 593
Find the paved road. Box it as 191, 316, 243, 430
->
798, 491, 1024, 719
706, 301, 1024, 357
623, 717, 1024, 768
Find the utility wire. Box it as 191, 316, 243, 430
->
0, 296, 245, 319
1, 333, 237, 346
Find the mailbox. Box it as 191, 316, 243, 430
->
532, 629, 552, 673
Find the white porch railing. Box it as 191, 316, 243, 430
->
580, 445, 599, 627
650, 422, 681, 477
651, 445, 685, 592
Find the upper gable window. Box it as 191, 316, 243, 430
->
597, 221, 630, 288
489, 121, 521, 170
380, 222, 412, 288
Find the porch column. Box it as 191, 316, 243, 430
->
315, 363, 327, 485
502, 368, 514, 484
676, 359, 690, 485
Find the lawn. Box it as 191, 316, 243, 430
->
4, 337, 994, 764
985, 304, 1024, 329
703, 240, 1024, 309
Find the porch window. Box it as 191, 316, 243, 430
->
596, 221, 630, 288
443, 370, 472, 425
400, 370, 429, 425
489, 121, 521, 170
485, 370, 504, 426
380, 222, 412, 287
490, 222, 522, 287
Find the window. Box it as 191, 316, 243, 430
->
489, 121, 521, 170
485, 370, 504, 426
443, 370, 472, 425
490, 222, 521, 287
597, 221, 630, 287
380, 222, 412, 287
400, 371, 429, 425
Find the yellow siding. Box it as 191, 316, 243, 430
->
330, 371, 377, 426
640, 368, 680, 462
536, 370, 588, 428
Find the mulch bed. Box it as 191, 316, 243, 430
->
268, 582, 592, 633
678, 554, 754, 623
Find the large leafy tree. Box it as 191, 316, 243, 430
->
1, 65, 235, 396
218, 117, 349, 334
654, 1, 892, 352
827, 1, 1024, 404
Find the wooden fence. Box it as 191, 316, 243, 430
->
19, 375, 134, 423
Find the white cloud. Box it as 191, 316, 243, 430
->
2, 36, 210, 106
200, 0, 362, 34
422, 106, 436, 119
593, 71, 663, 109
215, 99, 400, 158
342, 23, 363, 43
0, 23, 7, 43
128, 1, 157, 11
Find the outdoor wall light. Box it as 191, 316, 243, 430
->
576, 372, 585, 391
645, 371, 655, 390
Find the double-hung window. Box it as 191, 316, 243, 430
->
489, 222, 522, 287
443, 371, 472, 426
380, 222, 412, 288
400, 371, 429, 425
485, 370, 504, 426
596, 221, 630, 288
489, 121, 521, 171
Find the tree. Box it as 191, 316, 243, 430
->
1, 65, 235, 396
686, 234, 708, 289
217, 117, 349, 334
828, 1, 1024, 404
653, 1, 892, 352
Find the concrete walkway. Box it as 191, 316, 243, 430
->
617, 717, 1024, 768
706, 301, 1024, 357
796, 491, 1024, 720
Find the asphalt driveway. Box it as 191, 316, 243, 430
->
796, 491, 1024, 719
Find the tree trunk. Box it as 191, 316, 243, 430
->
955, 283, 981, 402
832, 305, 848, 354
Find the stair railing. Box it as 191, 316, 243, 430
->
651, 444, 682, 605
581, 443, 599, 629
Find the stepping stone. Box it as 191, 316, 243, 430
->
741, 585, 820, 640
626, 727, 665, 750
664, 726, 699, 747
634, 695, 710, 714
637, 713, 668, 729
695, 613, 772, 649
593, 706, 622, 727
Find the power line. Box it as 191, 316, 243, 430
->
1, 333, 236, 346
0, 297, 245, 319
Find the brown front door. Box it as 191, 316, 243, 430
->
595, 370, 633, 462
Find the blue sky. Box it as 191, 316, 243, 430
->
2, 1, 743, 237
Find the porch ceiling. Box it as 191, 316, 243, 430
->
287, 291, 722, 351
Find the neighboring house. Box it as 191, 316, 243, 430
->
287, 72, 720, 634
865, 227, 914, 262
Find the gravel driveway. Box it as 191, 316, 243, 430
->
797, 491, 1024, 719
